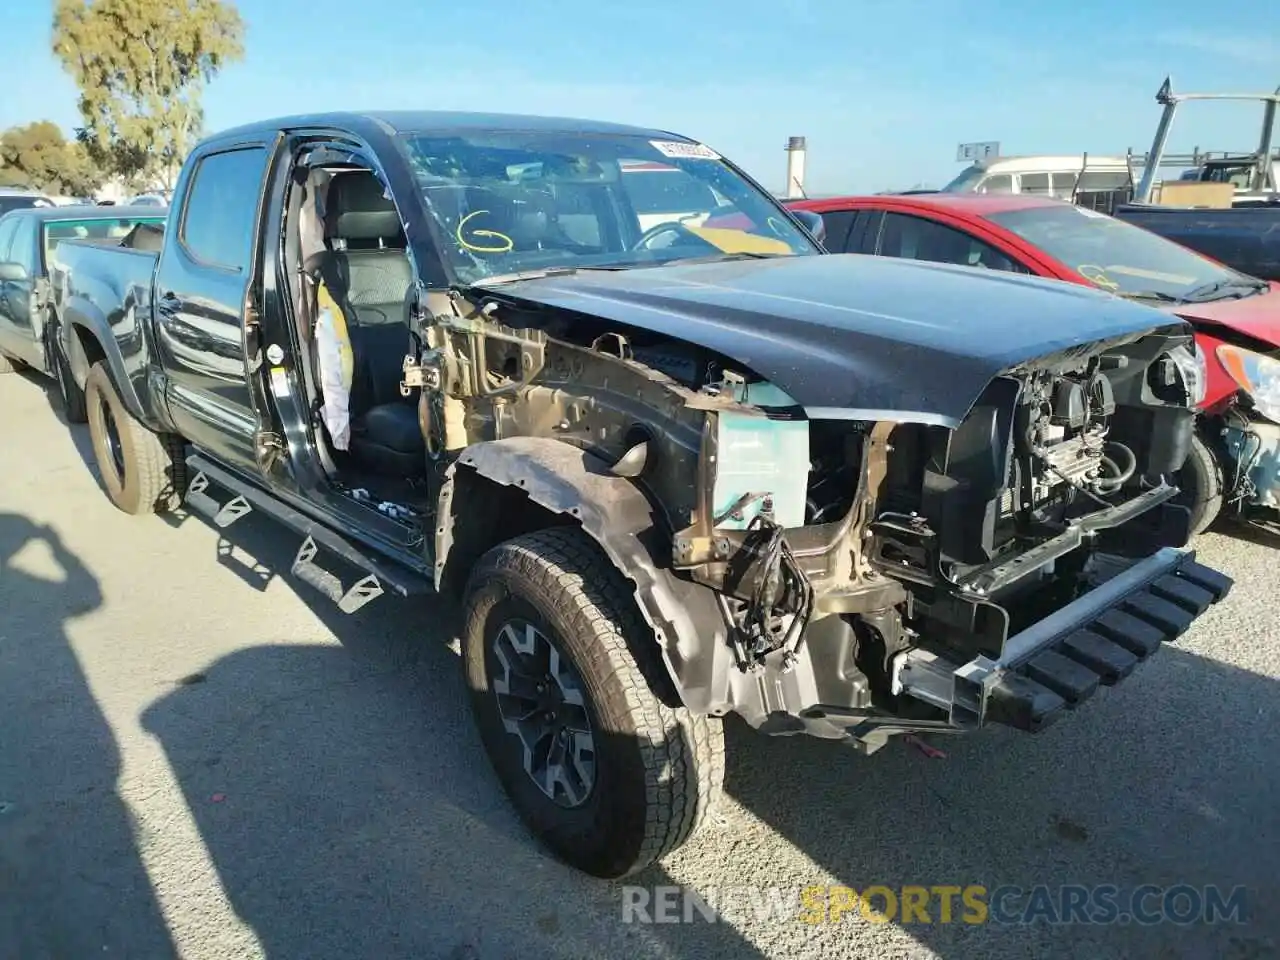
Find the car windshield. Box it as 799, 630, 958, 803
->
986, 204, 1257, 301
399, 130, 818, 284
940, 165, 986, 193
42, 216, 168, 267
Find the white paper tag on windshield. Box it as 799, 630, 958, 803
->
650, 140, 721, 160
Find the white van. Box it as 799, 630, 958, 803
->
941, 155, 1133, 199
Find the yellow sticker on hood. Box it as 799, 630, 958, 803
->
1100, 264, 1197, 285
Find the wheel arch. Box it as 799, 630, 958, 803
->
60, 297, 150, 425
436, 436, 733, 715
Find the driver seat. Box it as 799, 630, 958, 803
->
461, 187, 551, 252
309, 171, 425, 477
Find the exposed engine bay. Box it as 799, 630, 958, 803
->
410, 276, 1207, 747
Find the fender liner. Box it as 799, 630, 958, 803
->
436, 436, 737, 715
62, 298, 152, 426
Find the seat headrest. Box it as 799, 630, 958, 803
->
459, 186, 549, 250
325, 172, 402, 242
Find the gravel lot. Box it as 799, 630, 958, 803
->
1, 367, 1277, 960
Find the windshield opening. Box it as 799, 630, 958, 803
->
399, 131, 818, 284
986, 204, 1250, 301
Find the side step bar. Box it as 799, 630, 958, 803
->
892, 547, 1233, 733
183, 454, 433, 614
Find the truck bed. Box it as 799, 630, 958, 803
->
52, 236, 160, 326
1113, 203, 1280, 281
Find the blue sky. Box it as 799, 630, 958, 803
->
3, 0, 1277, 192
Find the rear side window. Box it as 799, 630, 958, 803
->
1020, 173, 1052, 196
180, 146, 270, 271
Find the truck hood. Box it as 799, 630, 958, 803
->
1168, 281, 1280, 348
478, 253, 1184, 426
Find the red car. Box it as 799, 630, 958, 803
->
782, 193, 1280, 536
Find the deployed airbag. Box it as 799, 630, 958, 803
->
315, 280, 355, 449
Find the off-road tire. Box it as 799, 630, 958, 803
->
49, 322, 87, 423
462, 527, 725, 879
0, 352, 22, 374
1174, 432, 1223, 538
84, 361, 187, 515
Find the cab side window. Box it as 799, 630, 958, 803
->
180, 146, 271, 272
876, 213, 1025, 273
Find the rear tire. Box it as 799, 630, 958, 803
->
461, 527, 724, 878
1173, 432, 1223, 538
84, 361, 187, 515
50, 323, 87, 423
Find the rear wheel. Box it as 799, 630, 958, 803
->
1173, 432, 1223, 538
49, 323, 87, 423
84, 361, 187, 515
461, 527, 724, 878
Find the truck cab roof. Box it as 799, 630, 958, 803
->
209, 110, 690, 145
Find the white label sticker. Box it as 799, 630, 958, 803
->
650, 140, 721, 160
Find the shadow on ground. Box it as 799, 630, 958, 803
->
143, 505, 1280, 960
141, 508, 762, 959
1212, 514, 1280, 550
0, 512, 177, 958
16, 367, 97, 471
717, 641, 1279, 960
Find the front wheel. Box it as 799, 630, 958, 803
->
84, 361, 187, 515
1173, 432, 1224, 539
461, 527, 725, 878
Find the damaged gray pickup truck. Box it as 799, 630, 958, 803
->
52, 111, 1232, 878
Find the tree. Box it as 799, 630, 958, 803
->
52, 0, 245, 190
0, 121, 104, 196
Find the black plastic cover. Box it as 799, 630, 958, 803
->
1059, 631, 1139, 685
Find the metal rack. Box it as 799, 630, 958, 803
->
1131, 77, 1280, 204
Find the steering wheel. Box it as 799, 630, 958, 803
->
631, 220, 715, 252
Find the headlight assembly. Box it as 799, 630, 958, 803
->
1217, 344, 1280, 424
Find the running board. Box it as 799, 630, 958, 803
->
184, 454, 432, 613
186, 472, 253, 529
292, 535, 384, 614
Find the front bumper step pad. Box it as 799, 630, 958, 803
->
991, 558, 1231, 732
1092, 610, 1164, 658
